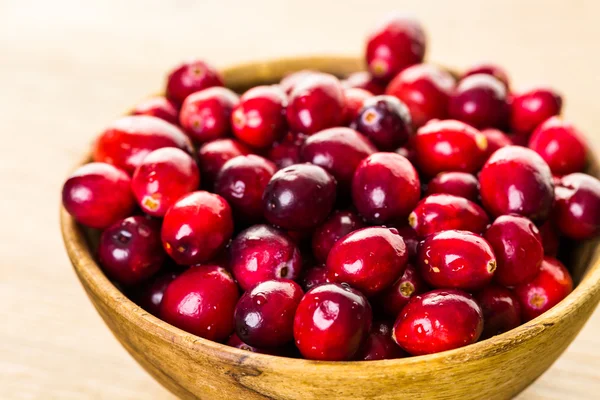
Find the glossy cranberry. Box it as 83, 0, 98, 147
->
352, 153, 420, 224
226, 333, 288, 356
514, 257, 573, 321
392, 289, 483, 355
538, 221, 560, 256
311, 210, 365, 264
129, 270, 180, 316
409, 194, 490, 237
197, 138, 251, 187
161, 265, 239, 340
426, 172, 479, 201
229, 225, 302, 291
161, 191, 233, 265
376, 264, 427, 317
131, 148, 200, 217
263, 164, 336, 230
394, 225, 419, 261
94, 115, 192, 175
462, 63, 510, 89
413, 119, 488, 176
354, 95, 413, 151
529, 117, 588, 175
342, 71, 386, 95
131, 96, 179, 125
343, 88, 374, 125
475, 285, 521, 339
293, 283, 372, 361
510, 88, 563, 136
418, 230, 496, 291
480, 128, 512, 157
214, 155, 276, 223
554, 173, 600, 239
365, 15, 426, 81
386, 64, 455, 127
267, 131, 306, 170
449, 74, 509, 129
62, 162, 135, 229
165, 60, 224, 105
279, 70, 317, 94
286, 73, 346, 135
479, 146, 554, 222
300, 266, 330, 292
356, 320, 407, 360
179, 87, 239, 143
484, 215, 543, 287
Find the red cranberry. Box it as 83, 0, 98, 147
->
234, 279, 303, 347
293, 283, 372, 360
161, 191, 233, 265
62, 162, 135, 229
394, 140, 418, 166
409, 194, 490, 237
425, 172, 479, 201
392, 289, 483, 355
484, 215, 543, 287
480, 128, 513, 157
376, 264, 427, 317
263, 164, 336, 230
94, 115, 192, 175
529, 117, 588, 175
280, 70, 317, 94
462, 63, 510, 89
267, 131, 306, 170
214, 155, 276, 223
554, 173, 600, 239
300, 266, 330, 292
326, 227, 408, 296
226, 333, 288, 356
165, 60, 224, 105
514, 257, 573, 322
394, 225, 419, 260
385, 64, 455, 127
286, 73, 346, 135
508, 133, 530, 147
131, 96, 179, 125
342, 71, 386, 95
538, 221, 560, 256
365, 15, 426, 81
311, 210, 365, 264
510, 88, 563, 136
352, 153, 420, 224
179, 87, 239, 144
229, 225, 302, 291
343, 88, 374, 124
449, 74, 509, 129
417, 230, 496, 291
354, 95, 413, 151
161, 265, 239, 340
479, 146, 554, 222
129, 270, 180, 317
475, 285, 521, 339
131, 148, 200, 217
197, 138, 251, 187
356, 320, 407, 360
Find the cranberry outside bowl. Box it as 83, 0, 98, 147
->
61, 56, 600, 400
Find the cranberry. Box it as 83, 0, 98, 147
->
376, 264, 427, 317
129, 270, 179, 317
394, 225, 419, 260
343, 88, 374, 124
286, 73, 346, 135
94, 115, 193, 175
425, 172, 479, 201
311, 210, 365, 264
365, 15, 426, 81
510, 88, 563, 136
538, 221, 560, 256
293, 283, 372, 361
234, 279, 304, 347
462, 63, 510, 89
528, 117, 588, 175
514, 257, 573, 322
508, 133, 530, 147
554, 173, 600, 239
197, 138, 251, 187
394, 140, 418, 165
354, 96, 413, 151
229, 225, 302, 291
392, 289, 483, 355
484, 215, 543, 287
267, 131, 306, 170
214, 155, 276, 223
417, 230, 496, 291
479, 146, 554, 222
263, 164, 336, 230
279, 70, 317, 94
62, 162, 135, 229
131, 96, 179, 125
161, 191, 233, 265
449, 74, 509, 129
300, 266, 330, 292
342, 71, 386, 95
475, 285, 521, 339
179, 87, 239, 144
413, 119, 488, 176
226, 333, 288, 356
326, 227, 408, 296
352, 153, 420, 224
355, 320, 407, 360
480, 128, 513, 157
409, 194, 490, 237
165, 60, 224, 105
161, 265, 239, 341
385, 64, 455, 127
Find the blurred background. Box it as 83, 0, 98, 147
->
1, 0, 598, 398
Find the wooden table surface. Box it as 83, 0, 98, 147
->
1, 0, 599, 398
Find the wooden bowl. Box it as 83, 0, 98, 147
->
61, 56, 600, 400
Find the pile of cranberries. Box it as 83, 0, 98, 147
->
62, 14, 600, 362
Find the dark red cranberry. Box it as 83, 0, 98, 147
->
392, 289, 483, 355
514, 257, 573, 321
343, 88, 374, 124
263, 164, 336, 230
62, 162, 135, 229
385, 64, 455, 127
129, 270, 180, 317
449, 74, 509, 129
229, 225, 302, 291
161, 191, 233, 265
293, 283, 372, 360
354, 95, 413, 151
267, 131, 306, 170
311, 210, 365, 264
475, 285, 521, 339
425, 172, 479, 201
480, 128, 512, 157
417, 230, 496, 291
394, 225, 419, 260
484, 215, 543, 287
94, 115, 192, 174
342, 71, 386, 95
479, 146, 554, 222
510, 88, 563, 136
365, 15, 426, 81
352, 153, 420, 224
376, 264, 427, 317
300, 266, 330, 292
462, 63, 510, 89
356, 320, 407, 360
394, 140, 418, 165
279, 70, 317, 94
554, 173, 600, 239
214, 155, 276, 223
286, 73, 346, 135
508, 133, 530, 147
179, 87, 239, 144
226, 333, 288, 356
131, 147, 200, 217
165, 60, 224, 105
197, 138, 251, 187
538, 221, 560, 256
131, 96, 179, 125
161, 265, 239, 340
